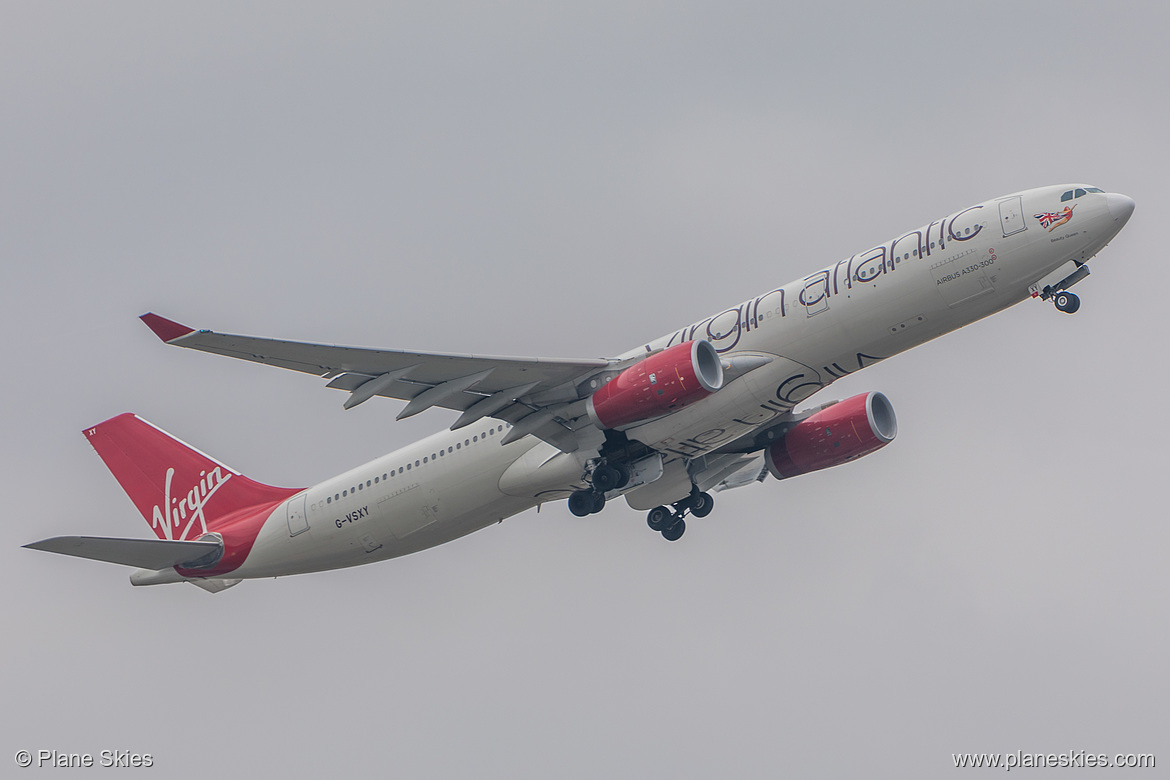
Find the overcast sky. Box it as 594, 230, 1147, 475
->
3, 2, 1167, 777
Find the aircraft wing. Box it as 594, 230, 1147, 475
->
141, 313, 620, 452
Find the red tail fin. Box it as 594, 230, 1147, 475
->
85, 414, 298, 541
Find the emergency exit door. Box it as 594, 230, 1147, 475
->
287, 493, 308, 536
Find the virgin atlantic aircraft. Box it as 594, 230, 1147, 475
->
26, 184, 1135, 592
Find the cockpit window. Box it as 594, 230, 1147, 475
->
1061, 187, 1102, 202
1085, 187, 1104, 193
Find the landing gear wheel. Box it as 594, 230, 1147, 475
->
613, 463, 631, 490
647, 506, 672, 532
592, 465, 621, 492
690, 492, 714, 518
661, 518, 686, 541
591, 491, 606, 514
568, 490, 595, 517
1054, 291, 1080, 314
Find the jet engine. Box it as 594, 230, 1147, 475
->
765, 391, 897, 479
587, 340, 724, 429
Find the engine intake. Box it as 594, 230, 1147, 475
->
765, 391, 897, 479
588, 340, 724, 429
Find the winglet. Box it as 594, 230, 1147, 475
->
140, 312, 195, 342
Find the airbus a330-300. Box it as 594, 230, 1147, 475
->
26, 184, 1135, 593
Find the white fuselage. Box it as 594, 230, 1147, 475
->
234, 184, 1130, 579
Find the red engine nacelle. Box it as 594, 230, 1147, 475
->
587, 340, 724, 429
765, 391, 897, 479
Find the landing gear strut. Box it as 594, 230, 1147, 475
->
1053, 291, 1081, 314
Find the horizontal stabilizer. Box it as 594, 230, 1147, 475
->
24, 536, 222, 570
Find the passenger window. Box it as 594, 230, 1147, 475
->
343, 490, 347, 497
423, 457, 428, 464
406, 463, 411, 471
358, 483, 362, 491
327, 496, 332, 504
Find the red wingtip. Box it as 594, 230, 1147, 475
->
140, 313, 195, 342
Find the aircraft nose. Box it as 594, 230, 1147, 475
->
1106, 192, 1136, 225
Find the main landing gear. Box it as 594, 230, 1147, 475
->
591, 462, 630, 493
567, 461, 632, 517
567, 463, 716, 542
646, 487, 714, 541
1053, 290, 1081, 314
568, 489, 605, 517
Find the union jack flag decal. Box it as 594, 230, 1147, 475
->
1034, 204, 1075, 232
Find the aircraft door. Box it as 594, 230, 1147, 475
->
286, 493, 309, 537
998, 196, 1027, 237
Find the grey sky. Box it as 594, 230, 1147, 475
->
4, 3, 1166, 777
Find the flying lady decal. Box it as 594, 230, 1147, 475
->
1034, 204, 1075, 232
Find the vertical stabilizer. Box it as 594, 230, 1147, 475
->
84, 414, 298, 542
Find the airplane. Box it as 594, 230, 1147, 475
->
25, 184, 1135, 593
